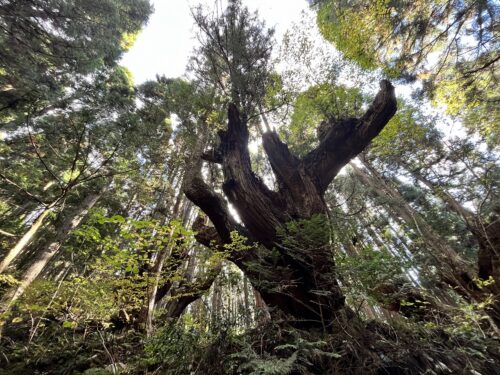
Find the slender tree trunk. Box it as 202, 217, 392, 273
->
243, 276, 251, 328
0, 191, 102, 310
352, 161, 500, 325
211, 278, 222, 328
143, 226, 179, 335
141, 138, 202, 332
406, 164, 500, 287
143, 123, 214, 326
0, 202, 58, 273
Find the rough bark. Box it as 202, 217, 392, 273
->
184, 80, 397, 327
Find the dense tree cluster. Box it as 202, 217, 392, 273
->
0, 0, 498, 374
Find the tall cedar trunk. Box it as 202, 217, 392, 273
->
353, 161, 500, 325
141, 190, 183, 334
143, 226, 176, 334
142, 198, 193, 333
184, 81, 397, 327
141, 126, 210, 330
0, 201, 59, 273
242, 276, 251, 327
404, 164, 500, 289
211, 278, 223, 327
0, 191, 102, 310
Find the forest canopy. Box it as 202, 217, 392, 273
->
0, 0, 498, 374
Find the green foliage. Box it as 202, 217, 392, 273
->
70, 213, 194, 316
284, 83, 363, 155
82, 369, 113, 375
0, 273, 19, 289
317, 1, 381, 71
315, 0, 498, 79
370, 102, 441, 163
143, 318, 208, 374
190, 0, 275, 116
431, 67, 499, 146
142, 318, 343, 375
0, 212, 198, 373
0, 0, 152, 118
0, 63, 163, 245
14, 277, 117, 325
224, 231, 256, 255
280, 215, 330, 251
229, 331, 341, 375
336, 241, 410, 305
314, 0, 499, 142
230, 348, 298, 375
449, 299, 495, 336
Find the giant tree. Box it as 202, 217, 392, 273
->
183, 1, 398, 324
186, 80, 395, 326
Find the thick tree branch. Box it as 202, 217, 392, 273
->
183, 175, 235, 244
201, 148, 223, 164
218, 104, 286, 245
262, 131, 300, 188
182, 121, 237, 245
164, 261, 223, 319
191, 216, 223, 248
304, 80, 397, 193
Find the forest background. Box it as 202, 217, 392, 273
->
0, 0, 498, 374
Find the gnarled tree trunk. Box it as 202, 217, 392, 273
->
184, 80, 397, 327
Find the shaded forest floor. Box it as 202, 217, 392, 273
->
1, 306, 499, 375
